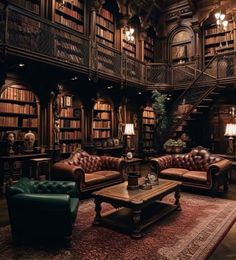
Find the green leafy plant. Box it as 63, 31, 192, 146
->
152, 90, 167, 149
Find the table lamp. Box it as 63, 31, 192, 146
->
123, 123, 135, 159
224, 123, 236, 156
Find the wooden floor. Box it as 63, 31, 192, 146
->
1, 179, 236, 258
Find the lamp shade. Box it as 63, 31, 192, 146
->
224, 123, 236, 137
123, 123, 135, 136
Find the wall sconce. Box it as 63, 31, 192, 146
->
123, 123, 135, 159
224, 123, 236, 156
124, 26, 135, 43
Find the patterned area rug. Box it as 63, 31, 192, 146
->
1, 193, 236, 260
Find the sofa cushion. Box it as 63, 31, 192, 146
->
182, 171, 207, 183
84, 171, 121, 185
160, 168, 189, 178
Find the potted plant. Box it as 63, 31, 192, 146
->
163, 139, 176, 153
174, 139, 186, 153
163, 138, 186, 153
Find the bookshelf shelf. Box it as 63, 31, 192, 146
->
93, 99, 112, 140
10, 0, 41, 14
142, 106, 155, 152
0, 84, 40, 152
204, 21, 235, 64
57, 94, 83, 154
54, 0, 84, 33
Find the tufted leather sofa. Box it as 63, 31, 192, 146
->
6, 177, 79, 243
151, 147, 232, 195
51, 150, 125, 193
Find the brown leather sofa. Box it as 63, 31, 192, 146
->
51, 150, 125, 194
150, 146, 232, 195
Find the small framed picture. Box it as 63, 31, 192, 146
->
113, 138, 120, 146
63, 95, 72, 107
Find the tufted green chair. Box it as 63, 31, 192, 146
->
6, 177, 79, 244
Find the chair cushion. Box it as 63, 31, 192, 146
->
160, 168, 189, 178
182, 171, 207, 183
70, 198, 79, 222
84, 171, 121, 185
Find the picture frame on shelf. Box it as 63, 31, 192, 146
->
113, 138, 120, 146
63, 95, 72, 107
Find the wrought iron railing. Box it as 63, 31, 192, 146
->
146, 63, 169, 85
2, 5, 236, 88
5, 6, 89, 67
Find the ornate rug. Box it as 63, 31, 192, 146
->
1, 193, 236, 260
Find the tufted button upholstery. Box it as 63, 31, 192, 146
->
151, 146, 232, 194
51, 150, 125, 193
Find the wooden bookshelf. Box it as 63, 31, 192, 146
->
93, 99, 112, 141
122, 28, 136, 58
142, 106, 155, 152
204, 21, 234, 64
9, 0, 41, 14
0, 84, 39, 148
144, 36, 155, 63
96, 7, 115, 48
54, 0, 84, 33
58, 94, 83, 154
170, 30, 191, 64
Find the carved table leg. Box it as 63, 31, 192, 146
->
93, 198, 102, 225
174, 188, 182, 211
131, 209, 142, 239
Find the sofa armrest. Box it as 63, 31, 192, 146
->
150, 155, 173, 174
100, 156, 125, 171
208, 159, 232, 176
51, 161, 85, 183
31, 180, 78, 198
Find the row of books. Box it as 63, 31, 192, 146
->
143, 110, 155, 118
0, 103, 36, 114
93, 121, 111, 128
60, 119, 81, 128
144, 51, 154, 60
145, 36, 154, 46
205, 23, 233, 36
60, 0, 84, 10
97, 38, 113, 48
56, 48, 83, 64
205, 34, 233, 45
55, 14, 84, 33
60, 107, 74, 117
122, 42, 136, 53
94, 102, 111, 110
144, 42, 154, 51
55, 5, 84, 22
11, 0, 40, 14
123, 49, 135, 58
0, 116, 18, 127
143, 133, 153, 139
143, 141, 153, 148
96, 16, 114, 31
94, 112, 111, 120
22, 118, 38, 127
143, 118, 155, 125
59, 131, 81, 140
1, 87, 36, 102
60, 142, 82, 153
96, 27, 114, 42
93, 130, 111, 138
100, 8, 113, 23
143, 125, 154, 132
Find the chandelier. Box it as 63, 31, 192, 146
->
124, 26, 135, 43
214, 8, 228, 30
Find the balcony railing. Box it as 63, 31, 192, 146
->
1, 5, 236, 89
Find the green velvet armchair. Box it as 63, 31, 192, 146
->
6, 178, 79, 243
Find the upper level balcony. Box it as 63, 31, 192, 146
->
1, 4, 236, 90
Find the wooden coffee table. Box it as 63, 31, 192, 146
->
92, 179, 181, 238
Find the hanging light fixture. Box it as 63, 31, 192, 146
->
214, 7, 228, 31
124, 26, 135, 43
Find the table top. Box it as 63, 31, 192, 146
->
123, 158, 143, 164
0, 153, 48, 160
93, 179, 181, 205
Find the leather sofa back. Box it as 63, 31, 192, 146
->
173, 147, 222, 171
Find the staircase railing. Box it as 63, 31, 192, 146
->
165, 54, 218, 139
